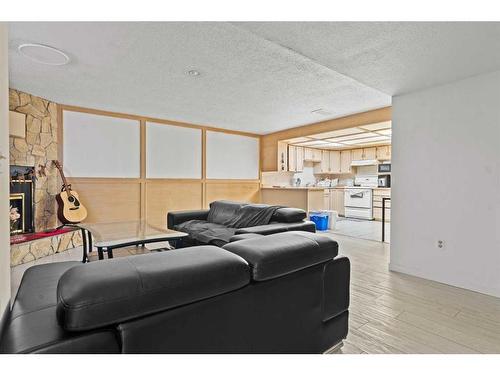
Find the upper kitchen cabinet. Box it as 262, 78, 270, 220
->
363, 147, 377, 160
340, 150, 352, 174
376, 145, 392, 160
304, 147, 321, 162
296, 146, 304, 172
352, 147, 377, 161
288, 145, 297, 172
277, 141, 288, 172
288, 145, 304, 172
329, 151, 341, 173
351, 148, 364, 161
319, 150, 330, 173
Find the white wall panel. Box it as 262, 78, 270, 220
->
63, 111, 140, 178
206, 131, 259, 179
146, 122, 201, 178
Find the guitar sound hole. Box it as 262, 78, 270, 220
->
68, 196, 75, 203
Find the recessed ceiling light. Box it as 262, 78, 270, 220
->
18, 43, 70, 66
187, 69, 201, 76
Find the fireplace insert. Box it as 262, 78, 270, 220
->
9, 165, 35, 235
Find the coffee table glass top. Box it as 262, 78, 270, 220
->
79, 220, 188, 248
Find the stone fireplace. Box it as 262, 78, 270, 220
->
9, 88, 59, 231
9, 89, 82, 266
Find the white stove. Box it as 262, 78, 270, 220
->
344, 176, 377, 220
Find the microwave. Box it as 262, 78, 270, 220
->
378, 163, 391, 173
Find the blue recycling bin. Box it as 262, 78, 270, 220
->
309, 212, 329, 231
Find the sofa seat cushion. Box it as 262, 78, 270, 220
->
282, 220, 316, 233
56, 246, 250, 332
235, 222, 292, 235
223, 231, 338, 281
229, 233, 265, 242
174, 220, 227, 236
11, 261, 80, 320
271, 207, 307, 223
0, 306, 120, 354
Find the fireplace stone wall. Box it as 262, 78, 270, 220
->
9, 89, 59, 232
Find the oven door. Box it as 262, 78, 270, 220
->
344, 189, 372, 208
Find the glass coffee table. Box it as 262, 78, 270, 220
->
78, 220, 188, 262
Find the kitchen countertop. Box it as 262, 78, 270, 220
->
261, 186, 325, 191
261, 185, 391, 190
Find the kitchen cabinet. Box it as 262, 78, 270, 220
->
313, 148, 322, 162
319, 150, 330, 173
330, 189, 345, 216
288, 145, 304, 172
304, 147, 313, 161
363, 147, 377, 160
340, 150, 352, 174
351, 148, 364, 161
376, 145, 391, 160
329, 151, 341, 173
277, 141, 288, 171
304, 147, 321, 162
352, 147, 377, 161
373, 188, 391, 221
288, 145, 297, 172
296, 146, 304, 172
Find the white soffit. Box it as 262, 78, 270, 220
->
236, 22, 500, 95
8, 22, 391, 135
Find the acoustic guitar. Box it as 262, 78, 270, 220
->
53, 160, 88, 224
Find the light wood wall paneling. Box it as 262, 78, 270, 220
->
67, 180, 142, 223
260, 107, 392, 171
146, 180, 203, 227
205, 181, 260, 208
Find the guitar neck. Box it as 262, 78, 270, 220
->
54, 162, 73, 197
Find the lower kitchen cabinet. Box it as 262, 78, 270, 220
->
373, 188, 391, 221
331, 189, 345, 216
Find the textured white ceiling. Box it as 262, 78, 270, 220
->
8, 22, 390, 134
236, 22, 500, 95
9, 23, 500, 135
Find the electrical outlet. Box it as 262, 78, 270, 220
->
437, 240, 445, 249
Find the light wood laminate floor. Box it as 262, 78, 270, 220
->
11, 234, 500, 354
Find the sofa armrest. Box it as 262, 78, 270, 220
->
322, 257, 350, 322
167, 209, 210, 229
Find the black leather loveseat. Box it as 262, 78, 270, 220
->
168, 200, 316, 247
0, 231, 350, 354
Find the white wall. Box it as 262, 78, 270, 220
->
0, 24, 11, 324
391, 70, 500, 297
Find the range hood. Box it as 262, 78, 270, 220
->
350, 159, 380, 167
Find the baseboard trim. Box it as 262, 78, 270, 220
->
389, 262, 500, 299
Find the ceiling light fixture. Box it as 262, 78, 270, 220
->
187, 69, 201, 76
18, 43, 70, 66
311, 108, 332, 117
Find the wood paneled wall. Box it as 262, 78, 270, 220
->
60, 105, 261, 225
260, 107, 392, 172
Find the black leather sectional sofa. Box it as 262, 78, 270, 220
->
0, 231, 350, 353
168, 200, 316, 247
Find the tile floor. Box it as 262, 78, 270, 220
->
10, 233, 500, 354
329, 217, 390, 243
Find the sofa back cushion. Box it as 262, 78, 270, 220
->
207, 200, 247, 225
223, 231, 338, 281
271, 207, 307, 223
56, 247, 250, 332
